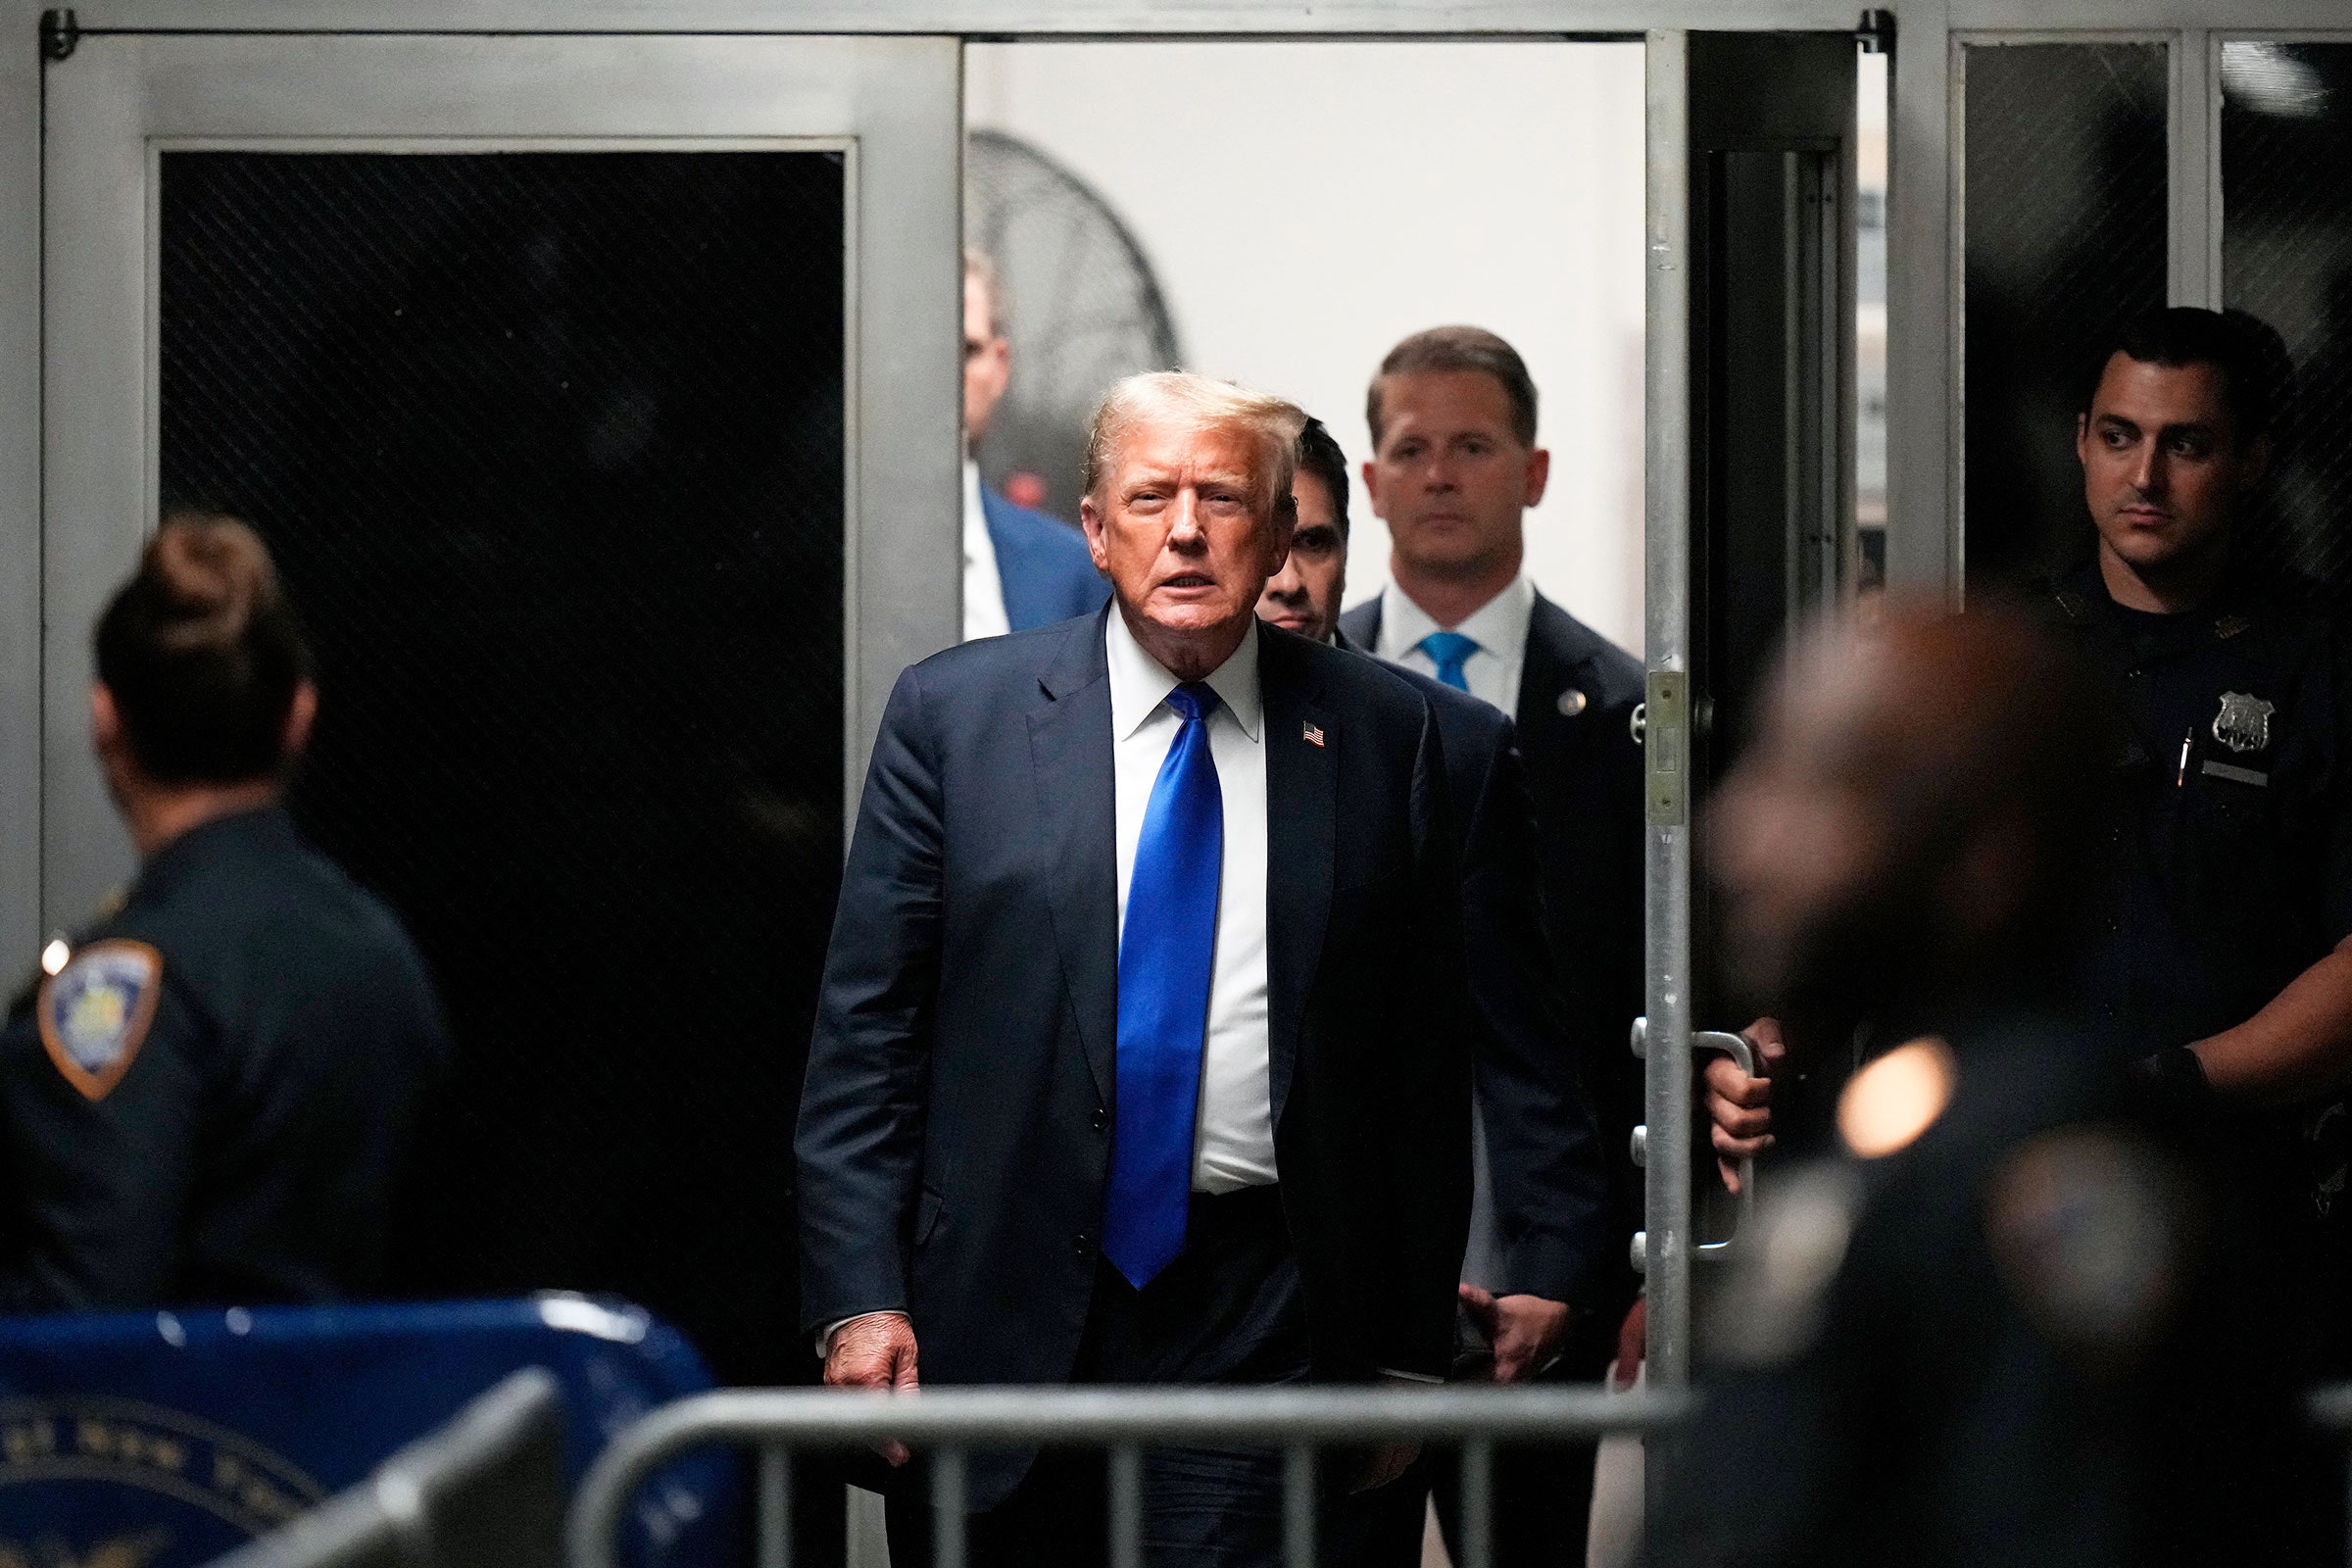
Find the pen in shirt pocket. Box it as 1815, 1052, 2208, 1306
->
2177, 727, 2194, 788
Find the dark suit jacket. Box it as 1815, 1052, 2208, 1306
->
797, 609, 1473, 1505
1340, 592, 1647, 1311
1332, 625, 1612, 1308
979, 488, 1110, 631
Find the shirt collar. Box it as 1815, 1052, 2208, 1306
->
1378, 570, 1535, 661
1105, 608, 1263, 743
961, 459, 988, 548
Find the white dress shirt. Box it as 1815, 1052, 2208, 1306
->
1105, 610, 1277, 1193
961, 459, 1011, 643
1374, 571, 1536, 716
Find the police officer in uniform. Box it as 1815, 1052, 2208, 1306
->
1710, 309, 2352, 1378
1664, 603, 2311, 1568
0, 513, 451, 1309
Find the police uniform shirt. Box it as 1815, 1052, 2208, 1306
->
2048, 560, 2352, 1359
0, 806, 452, 1310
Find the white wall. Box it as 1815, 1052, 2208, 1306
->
966, 41, 1649, 655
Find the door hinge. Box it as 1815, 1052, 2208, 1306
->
1643, 670, 1690, 827
40, 8, 78, 63
1856, 9, 1895, 55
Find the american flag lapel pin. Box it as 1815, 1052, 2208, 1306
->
1302, 721, 1325, 747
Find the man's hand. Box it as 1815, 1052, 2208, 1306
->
1611, 1296, 1645, 1391
1704, 1017, 1787, 1194
1456, 1284, 1571, 1385
823, 1311, 919, 1466
1351, 1375, 1429, 1493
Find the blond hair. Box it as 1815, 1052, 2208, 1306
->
1082, 372, 1305, 524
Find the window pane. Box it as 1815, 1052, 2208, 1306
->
2224, 41, 2352, 600
1963, 42, 2169, 591
160, 151, 845, 1382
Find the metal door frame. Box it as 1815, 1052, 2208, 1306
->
25, 27, 961, 932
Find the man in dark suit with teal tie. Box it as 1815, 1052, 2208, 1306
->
798, 372, 1474, 1566
1339, 325, 1648, 1563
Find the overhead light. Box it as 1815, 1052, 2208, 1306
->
2222, 42, 2330, 121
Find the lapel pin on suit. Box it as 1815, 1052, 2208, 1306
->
1302, 721, 1326, 748
1556, 688, 1589, 717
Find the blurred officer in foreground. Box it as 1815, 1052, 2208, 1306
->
1664, 602, 2313, 1568
1708, 308, 2352, 1384
1260, 418, 1617, 1561
0, 513, 451, 1309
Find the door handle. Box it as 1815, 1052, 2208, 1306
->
1630, 1024, 1760, 1271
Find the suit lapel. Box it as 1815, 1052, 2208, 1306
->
1516, 593, 1587, 767
1260, 625, 1335, 1127
1027, 610, 1118, 1103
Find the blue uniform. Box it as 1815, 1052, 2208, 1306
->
2047, 559, 2352, 1371
0, 807, 452, 1310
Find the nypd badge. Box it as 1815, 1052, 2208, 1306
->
2212, 691, 2275, 755
37, 940, 162, 1101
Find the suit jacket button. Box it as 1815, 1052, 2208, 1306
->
1073, 1231, 1093, 1255
1091, 1107, 1107, 1131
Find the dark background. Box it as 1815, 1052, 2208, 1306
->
158, 151, 846, 1388
2224, 42, 2352, 604
1962, 41, 2169, 595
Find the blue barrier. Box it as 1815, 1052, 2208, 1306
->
0, 1295, 736, 1568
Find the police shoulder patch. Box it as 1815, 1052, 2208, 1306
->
36, 939, 163, 1102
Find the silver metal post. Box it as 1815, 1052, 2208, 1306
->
1107, 1443, 1143, 1568
1281, 1444, 1315, 1566
1457, 1440, 1494, 1568
930, 1447, 966, 1568
757, 1443, 792, 1568
1642, 24, 1695, 1395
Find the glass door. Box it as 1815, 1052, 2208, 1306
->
1641, 26, 1858, 1395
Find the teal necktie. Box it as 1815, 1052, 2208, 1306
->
1418, 630, 1478, 692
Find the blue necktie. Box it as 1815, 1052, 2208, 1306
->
1419, 630, 1478, 692
1104, 682, 1223, 1289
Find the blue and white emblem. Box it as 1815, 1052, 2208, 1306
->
37, 940, 162, 1101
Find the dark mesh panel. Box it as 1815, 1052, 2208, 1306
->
159, 152, 845, 1385
2224, 42, 2352, 602
1963, 42, 2168, 592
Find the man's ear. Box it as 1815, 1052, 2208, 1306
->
1079, 494, 1110, 573
283, 680, 318, 763
1359, 458, 1384, 519
1523, 446, 1552, 509
2075, 412, 2092, 468
90, 684, 122, 756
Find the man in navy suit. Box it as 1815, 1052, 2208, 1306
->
1339, 326, 1648, 1563
1273, 414, 1618, 1557
961, 249, 1109, 637
798, 372, 1473, 1565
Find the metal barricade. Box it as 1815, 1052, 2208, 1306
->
568, 1384, 1686, 1568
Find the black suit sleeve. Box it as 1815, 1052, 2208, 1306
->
795, 662, 946, 1339
1460, 724, 1613, 1307
1378, 700, 1478, 1380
